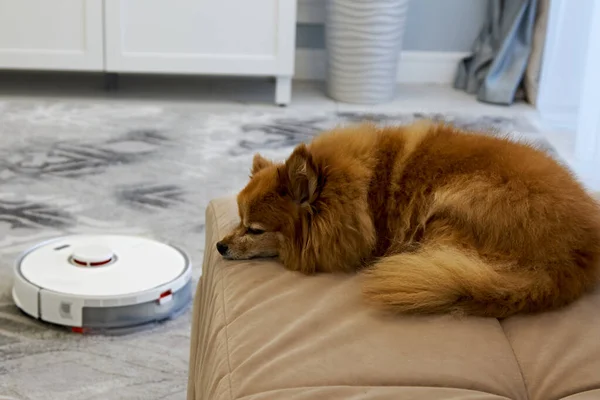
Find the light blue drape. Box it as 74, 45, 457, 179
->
454, 0, 538, 105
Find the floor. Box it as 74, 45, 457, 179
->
0, 72, 576, 166
0, 74, 578, 400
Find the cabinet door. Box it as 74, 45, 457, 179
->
104, 0, 296, 76
0, 0, 103, 71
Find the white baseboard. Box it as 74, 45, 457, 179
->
538, 109, 579, 132
294, 48, 469, 84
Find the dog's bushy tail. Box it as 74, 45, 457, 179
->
362, 245, 550, 318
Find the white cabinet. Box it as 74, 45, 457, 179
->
104, 0, 295, 77
104, 0, 296, 104
0, 0, 297, 104
0, 0, 104, 71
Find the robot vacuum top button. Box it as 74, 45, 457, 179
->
71, 245, 114, 267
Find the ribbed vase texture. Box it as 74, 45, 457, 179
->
325, 0, 410, 104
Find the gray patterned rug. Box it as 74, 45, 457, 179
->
0, 100, 549, 399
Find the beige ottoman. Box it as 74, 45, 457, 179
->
188, 197, 600, 400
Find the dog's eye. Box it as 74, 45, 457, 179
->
247, 227, 265, 235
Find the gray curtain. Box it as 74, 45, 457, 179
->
454, 0, 538, 105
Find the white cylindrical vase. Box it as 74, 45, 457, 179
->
325, 0, 410, 104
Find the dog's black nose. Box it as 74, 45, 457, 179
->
216, 241, 228, 255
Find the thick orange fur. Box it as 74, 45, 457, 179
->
219, 121, 600, 317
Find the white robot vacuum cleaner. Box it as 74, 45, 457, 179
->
12, 234, 192, 334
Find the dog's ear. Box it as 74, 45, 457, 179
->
251, 153, 273, 175
284, 144, 320, 205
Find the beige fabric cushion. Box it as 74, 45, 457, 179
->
501, 290, 600, 400
188, 195, 600, 400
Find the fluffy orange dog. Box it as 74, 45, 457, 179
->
217, 121, 600, 318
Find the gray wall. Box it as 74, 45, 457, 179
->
296, 0, 488, 52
